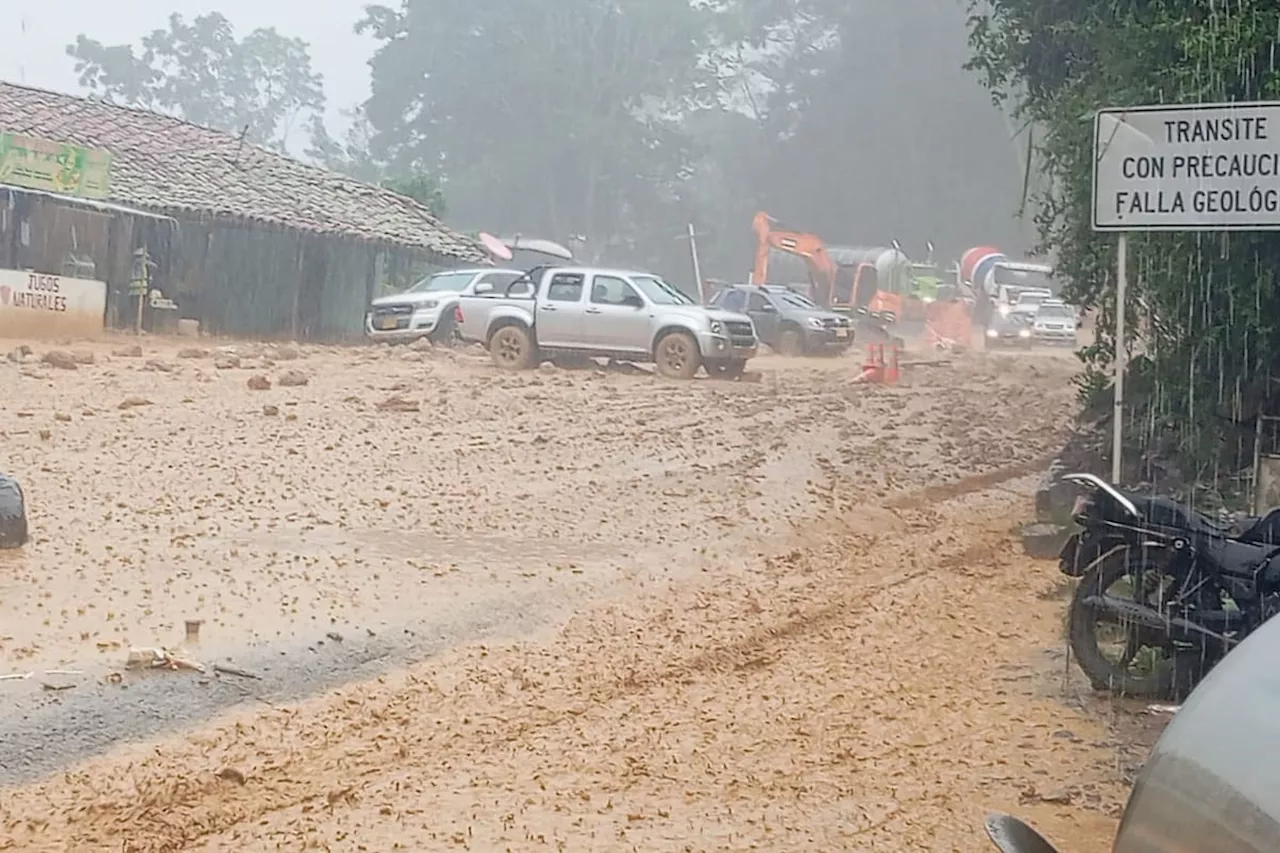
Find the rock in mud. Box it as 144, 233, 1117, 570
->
41, 350, 77, 370
263, 404, 280, 416
1020, 522, 1070, 560
214, 355, 241, 370
7, 345, 32, 363
271, 345, 301, 361
144, 359, 174, 373
376, 395, 420, 413
277, 370, 309, 387
408, 337, 433, 352
118, 397, 152, 410
177, 348, 209, 359
0, 473, 29, 549
70, 350, 95, 365
247, 375, 271, 391
113, 344, 143, 358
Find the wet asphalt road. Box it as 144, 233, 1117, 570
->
0, 586, 561, 786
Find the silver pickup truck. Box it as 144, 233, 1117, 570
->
454, 266, 759, 378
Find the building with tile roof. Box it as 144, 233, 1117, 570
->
0, 81, 487, 340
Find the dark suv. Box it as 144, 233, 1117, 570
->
709, 285, 854, 356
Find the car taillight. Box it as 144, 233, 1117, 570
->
453, 305, 464, 323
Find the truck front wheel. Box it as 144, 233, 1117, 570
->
489, 325, 538, 370
655, 331, 701, 379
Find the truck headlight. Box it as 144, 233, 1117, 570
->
986, 328, 998, 338
709, 321, 723, 334
1019, 329, 1031, 337
416, 301, 438, 310
807, 317, 824, 329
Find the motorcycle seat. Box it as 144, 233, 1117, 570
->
1121, 492, 1231, 536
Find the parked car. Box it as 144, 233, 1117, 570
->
454, 266, 759, 379
365, 267, 526, 344
1031, 299, 1078, 346
984, 311, 1033, 349
985, 604, 1280, 852
709, 284, 854, 356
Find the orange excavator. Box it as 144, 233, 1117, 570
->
750, 211, 904, 321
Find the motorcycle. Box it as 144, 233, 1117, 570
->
985, 590, 1280, 852
1058, 472, 1280, 699
0, 472, 26, 548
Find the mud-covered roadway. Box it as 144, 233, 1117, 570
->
0, 338, 1132, 851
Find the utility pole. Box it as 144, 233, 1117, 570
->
675, 223, 711, 303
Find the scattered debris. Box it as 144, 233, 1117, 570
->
7, 345, 32, 362
214, 355, 241, 370
177, 348, 209, 359
263, 404, 280, 416
1145, 703, 1181, 716
144, 359, 175, 373
40, 681, 75, 692
41, 350, 78, 370
113, 344, 143, 358
408, 337, 433, 352
118, 396, 153, 410
376, 395, 420, 413
247, 375, 272, 391
216, 767, 248, 785
70, 350, 95, 365
125, 646, 206, 673
54, 413, 72, 422
0, 672, 32, 681
213, 662, 261, 680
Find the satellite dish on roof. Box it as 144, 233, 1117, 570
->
478, 231, 513, 261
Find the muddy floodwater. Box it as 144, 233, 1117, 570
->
0, 337, 1141, 851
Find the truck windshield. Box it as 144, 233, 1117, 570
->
407, 271, 475, 293
778, 291, 818, 310
631, 275, 694, 305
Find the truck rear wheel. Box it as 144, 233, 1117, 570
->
489, 325, 538, 370
655, 331, 701, 379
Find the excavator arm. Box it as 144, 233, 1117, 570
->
750, 211, 840, 306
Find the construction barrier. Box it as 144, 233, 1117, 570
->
859, 343, 900, 384
923, 300, 972, 351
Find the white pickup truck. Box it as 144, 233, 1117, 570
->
365, 267, 526, 344
454, 265, 759, 378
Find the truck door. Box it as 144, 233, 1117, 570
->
746, 291, 781, 346
585, 273, 651, 354
536, 271, 587, 347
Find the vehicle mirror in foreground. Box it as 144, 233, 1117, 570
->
624, 297, 643, 308
475, 282, 494, 294
983, 813, 1062, 853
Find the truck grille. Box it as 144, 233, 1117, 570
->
821, 317, 850, 328
371, 303, 414, 331
724, 320, 756, 347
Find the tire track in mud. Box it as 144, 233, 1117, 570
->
0, 460, 1108, 853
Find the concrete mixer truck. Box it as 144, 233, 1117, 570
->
959, 247, 1056, 327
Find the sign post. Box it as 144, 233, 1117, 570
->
1092, 101, 1280, 484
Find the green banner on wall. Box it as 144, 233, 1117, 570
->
0, 131, 112, 199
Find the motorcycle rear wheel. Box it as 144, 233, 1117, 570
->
1068, 548, 1179, 699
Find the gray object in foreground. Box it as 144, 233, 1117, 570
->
0, 472, 27, 548
985, 605, 1280, 852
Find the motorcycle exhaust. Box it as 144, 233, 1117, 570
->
1080, 594, 1238, 650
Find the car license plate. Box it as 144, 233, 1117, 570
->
376, 316, 398, 330
834, 328, 848, 338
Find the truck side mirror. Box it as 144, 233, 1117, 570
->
474, 281, 494, 294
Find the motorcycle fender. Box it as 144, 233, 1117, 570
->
1059, 533, 1121, 578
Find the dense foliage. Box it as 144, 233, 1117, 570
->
67, 13, 324, 153
968, 1, 1280, 489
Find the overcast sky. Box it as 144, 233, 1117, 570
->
6, 0, 376, 129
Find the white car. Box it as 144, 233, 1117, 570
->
1031, 299, 1078, 345
365, 268, 526, 343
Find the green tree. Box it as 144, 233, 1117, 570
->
968, 1, 1280, 488
67, 12, 325, 153
357, 0, 718, 264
